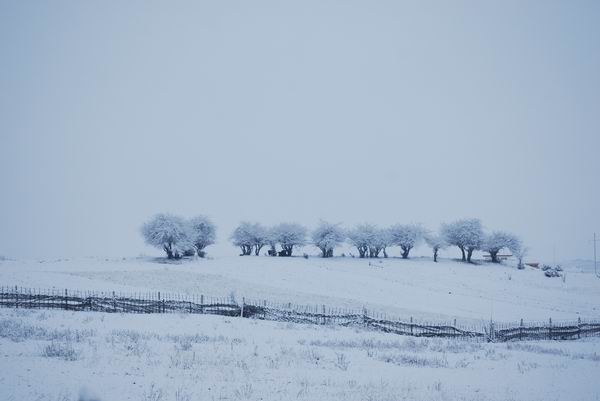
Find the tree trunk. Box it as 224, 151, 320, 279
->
490, 250, 499, 263
433, 249, 438, 262
164, 245, 173, 259
358, 247, 366, 258
383, 248, 388, 258
254, 244, 264, 256
467, 248, 474, 263
401, 247, 410, 259
460, 246, 466, 261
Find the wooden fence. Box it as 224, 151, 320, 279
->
1, 285, 599, 342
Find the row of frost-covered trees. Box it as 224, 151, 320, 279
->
230, 218, 525, 265
142, 214, 216, 259
141, 214, 526, 266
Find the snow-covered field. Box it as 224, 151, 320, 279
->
1, 256, 600, 401
1, 256, 599, 323
1, 308, 599, 401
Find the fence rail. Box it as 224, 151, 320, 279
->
1, 285, 599, 342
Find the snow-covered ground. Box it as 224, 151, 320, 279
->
1, 256, 599, 323
1, 255, 599, 400
1, 308, 599, 401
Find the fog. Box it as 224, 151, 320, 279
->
1, 1, 598, 261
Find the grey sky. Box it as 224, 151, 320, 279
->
1, 1, 599, 261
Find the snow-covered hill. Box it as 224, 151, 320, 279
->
1, 256, 600, 401
2, 255, 598, 323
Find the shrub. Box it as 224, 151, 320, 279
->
42, 341, 79, 361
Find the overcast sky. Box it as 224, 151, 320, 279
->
1, 1, 599, 261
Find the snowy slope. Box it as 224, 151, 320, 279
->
1, 308, 599, 401
1, 255, 598, 323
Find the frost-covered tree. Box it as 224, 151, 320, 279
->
230, 222, 270, 256
311, 221, 345, 258
266, 227, 278, 255
345, 225, 392, 258
271, 223, 307, 256
347, 223, 376, 258
389, 224, 425, 259
425, 234, 446, 262
249, 223, 270, 256
187, 216, 216, 257
441, 218, 484, 263
141, 213, 191, 259
230, 222, 255, 256
370, 228, 392, 258
483, 231, 522, 263
513, 245, 528, 269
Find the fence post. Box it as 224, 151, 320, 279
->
363, 307, 368, 327
15, 286, 18, 309
65, 289, 68, 310
520, 318, 523, 341
322, 305, 326, 325
241, 297, 245, 318
578, 317, 581, 339
200, 295, 204, 314
489, 320, 495, 342
263, 300, 267, 319
410, 316, 413, 336
549, 318, 552, 340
